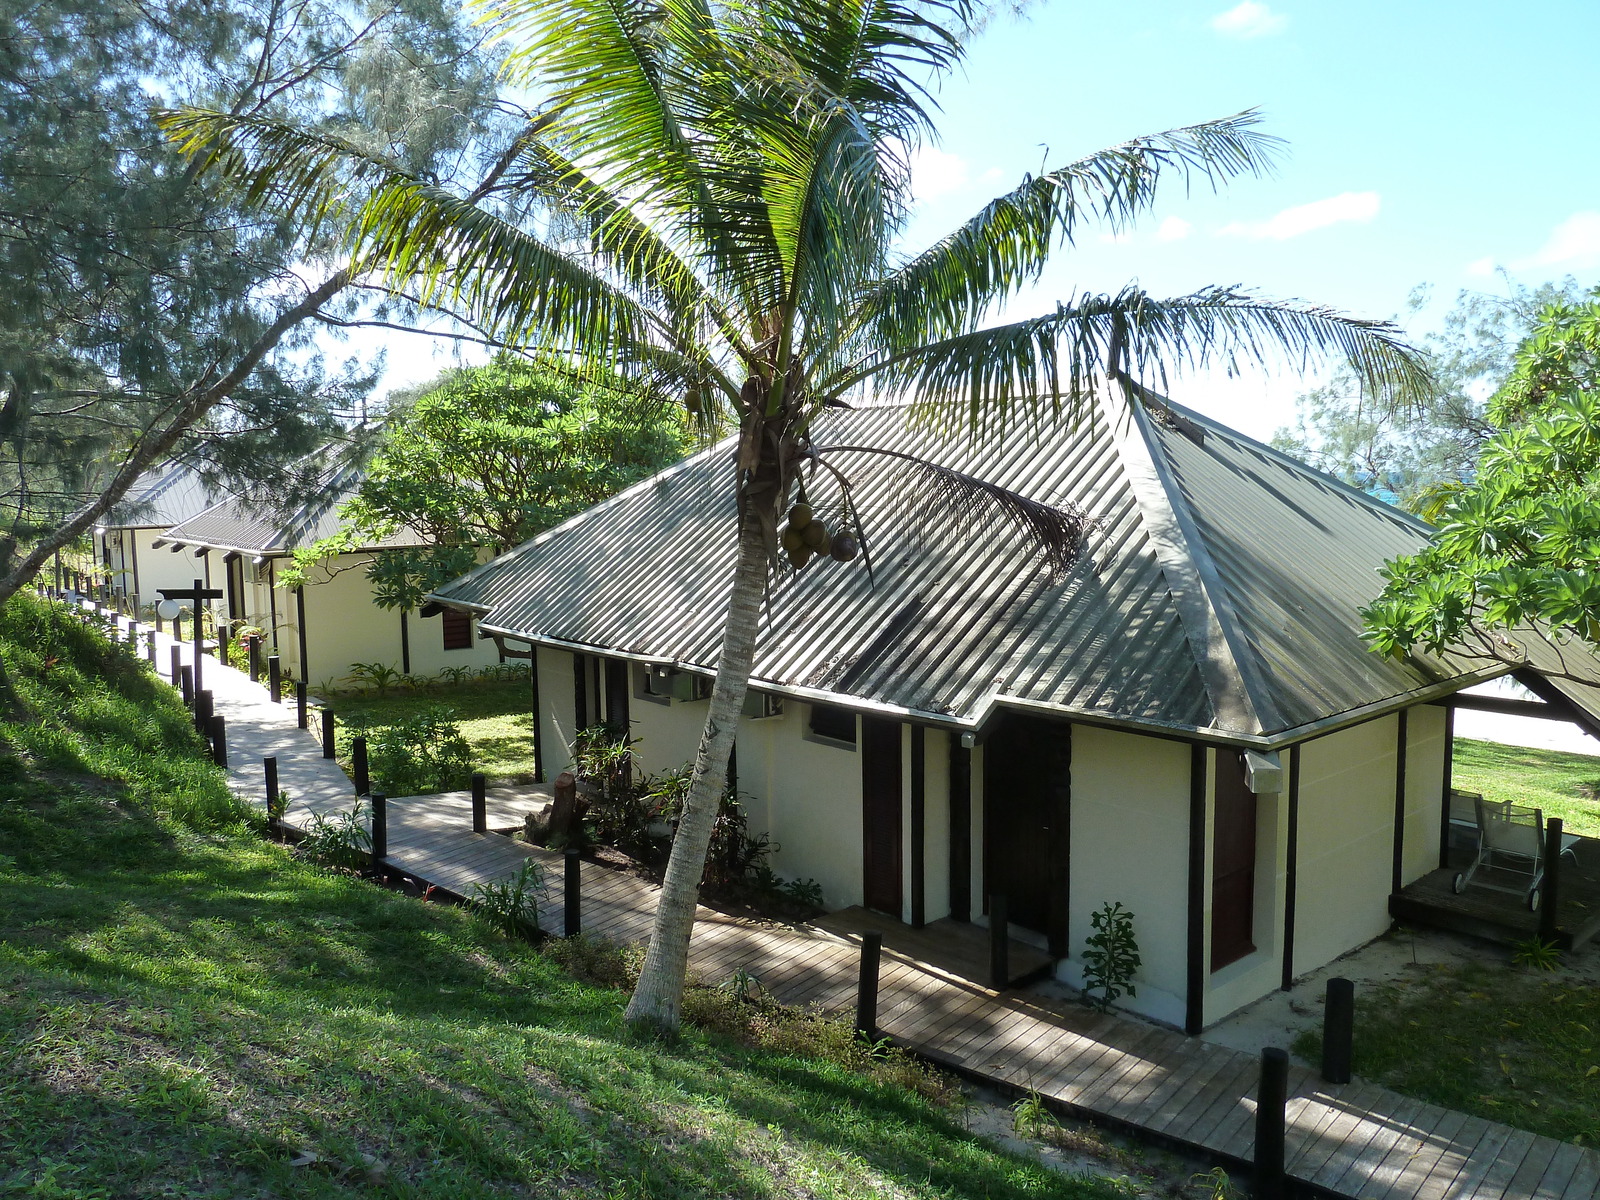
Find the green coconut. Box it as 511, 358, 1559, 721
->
787, 544, 813, 570
802, 519, 830, 550
788, 502, 813, 528
781, 526, 805, 554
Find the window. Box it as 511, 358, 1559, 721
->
441, 608, 473, 651
806, 702, 857, 746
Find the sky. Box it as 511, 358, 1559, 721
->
356, 0, 1600, 442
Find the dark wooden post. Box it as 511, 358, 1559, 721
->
989, 892, 1009, 989
370, 792, 387, 861
264, 756, 279, 823
564, 847, 581, 936
190, 579, 204, 697
1540, 817, 1564, 944
352, 735, 369, 797
155, 608, 164, 635
125, 620, 138, 648
179, 664, 194, 707
296, 681, 308, 730
194, 689, 213, 735
248, 636, 262, 682
208, 715, 228, 768
217, 622, 230, 668
1254, 1047, 1289, 1200
145, 630, 157, 666
267, 654, 281, 704
471, 773, 487, 833
854, 932, 883, 1041
320, 708, 336, 759
1322, 977, 1354, 1084
170, 643, 182, 686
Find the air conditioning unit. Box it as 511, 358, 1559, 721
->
646, 664, 710, 702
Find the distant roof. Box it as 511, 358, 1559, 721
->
162, 456, 425, 557
105, 463, 224, 529
429, 388, 1600, 748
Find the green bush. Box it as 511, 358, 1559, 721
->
348, 704, 473, 796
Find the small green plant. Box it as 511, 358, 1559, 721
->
268, 789, 289, 821
1010, 1088, 1059, 1137
779, 876, 824, 910
352, 705, 473, 796
1081, 900, 1141, 1012
1512, 934, 1562, 971
344, 660, 405, 695
718, 966, 763, 1003
472, 860, 545, 937
1188, 1166, 1241, 1199
298, 801, 372, 870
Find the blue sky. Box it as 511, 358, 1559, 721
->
366, 0, 1600, 439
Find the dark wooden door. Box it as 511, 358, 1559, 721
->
861, 717, 902, 916
1211, 751, 1257, 971
983, 713, 1069, 952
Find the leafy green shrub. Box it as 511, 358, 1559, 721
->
348, 705, 473, 796
1081, 901, 1141, 1012
540, 932, 644, 989
298, 801, 371, 870
472, 859, 544, 937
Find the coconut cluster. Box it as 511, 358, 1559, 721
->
780, 502, 859, 569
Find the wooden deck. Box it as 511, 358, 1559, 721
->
94, 600, 1600, 1200
1391, 839, 1600, 950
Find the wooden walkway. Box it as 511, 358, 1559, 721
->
85, 598, 1600, 1200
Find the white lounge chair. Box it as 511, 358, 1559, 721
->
1452, 797, 1579, 911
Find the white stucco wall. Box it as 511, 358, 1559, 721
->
922, 729, 952, 924
1404, 704, 1448, 883
1290, 715, 1402, 979
102, 528, 209, 609
537, 646, 578, 778
1056, 726, 1192, 1029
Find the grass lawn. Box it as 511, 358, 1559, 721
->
1, 595, 1130, 1198
1454, 737, 1600, 837
1292, 958, 1600, 1148
329, 682, 537, 784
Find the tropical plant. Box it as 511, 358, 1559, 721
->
351, 706, 474, 796
299, 801, 372, 871
163, 0, 1429, 1032
1081, 901, 1141, 1012
472, 859, 545, 937
343, 660, 406, 695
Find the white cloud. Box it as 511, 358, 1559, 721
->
1097, 230, 1134, 245
1155, 216, 1193, 242
1514, 211, 1600, 269
1217, 191, 1380, 240
908, 145, 971, 202
1464, 256, 1498, 277
1210, 1, 1287, 38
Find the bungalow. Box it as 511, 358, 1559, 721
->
426, 388, 1600, 1030
159, 459, 502, 690
96, 462, 224, 609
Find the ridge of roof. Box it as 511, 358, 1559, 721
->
1103, 379, 1281, 736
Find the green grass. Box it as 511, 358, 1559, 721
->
330, 682, 537, 784
1292, 959, 1600, 1147
1, 595, 1123, 1198
1454, 737, 1600, 837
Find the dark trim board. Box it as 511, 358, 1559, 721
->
910, 725, 926, 928
1439, 706, 1455, 870
1391, 710, 1408, 895
1185, 744, 1207, 1035
530, 649, 544, 783
295, 586, 308, 685
1281, 746, 1300, 992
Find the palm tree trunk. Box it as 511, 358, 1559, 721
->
623, 505, 767, 1034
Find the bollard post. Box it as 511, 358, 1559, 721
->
352, 735, 368, 797
1322, 977, 1354, 1084
267, 655, 281, 704
208, 715, 228, 768
295, 681, 308, 730
194, 689, 213, 735
247, 636, 262, 682
471, 773, 487, 833
156, 610, 164, 635
854, 932, 883, 1041
320, 707, 336, 759
1254, 1047, 1289, 1200
126, 620, 138, 648
989, 892, 1009, 989
1540, 817, 1564, 945
264, 756, 279, 825
564, 847, 581, 937
370, 792, 387, 862
217, 623, 229, 668
170, 643, 182, 686
180, 664, 194, 707
145, 630, 157, 666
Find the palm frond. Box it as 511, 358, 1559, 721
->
847, 112, 1282, 351
813, 442, 1092, 573
827, 285, 1434, 426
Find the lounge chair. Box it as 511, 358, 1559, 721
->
1452, 797, 1579, 910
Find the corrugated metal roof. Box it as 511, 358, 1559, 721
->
430, 387, 1600, 745
163, 460, 425, 555
106, 463, 224, 529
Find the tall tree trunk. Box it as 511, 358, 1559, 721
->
624, 505, 768, 1034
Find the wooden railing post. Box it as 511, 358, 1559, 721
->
208, 715, 228, 768
320, 708, 336, 759
352, 735, 368, 797
1322, 977, 1354, 1084
217, 623, 229, 668
1254, 1047, 1289, 1200
264, 756, 279, 825
471, 773, 487, 833
145, 630, 157, 666
564, 847, 581, 937
248, 636, 262, 683
370, 792, 387, 862
295, 681, 308, 730
170, 644, 182, 687
854, 931, 883, 1042
267, 654, 282, 704
194, 689, 213, 735
179, 664, 194, 707
1540, 817, 1564, 945
989, 892, 1009, 989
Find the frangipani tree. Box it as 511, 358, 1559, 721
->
163, 0, 1430, 1033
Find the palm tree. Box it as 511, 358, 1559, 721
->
162, 0, 1430, 1034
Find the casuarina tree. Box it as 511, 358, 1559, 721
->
162, 0, 1431, 1033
